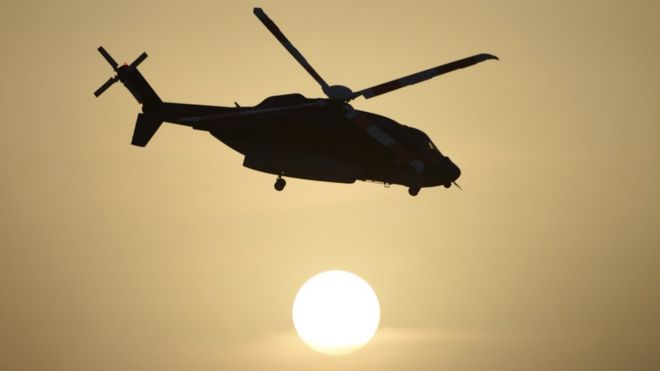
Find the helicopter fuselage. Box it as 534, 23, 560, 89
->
158, 93, 461, 188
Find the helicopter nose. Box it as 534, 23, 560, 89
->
449, 160, 461, 181
434, 157, 461, 187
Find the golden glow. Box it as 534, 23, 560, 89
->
292, 271, 380, 355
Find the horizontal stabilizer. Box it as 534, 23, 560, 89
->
131, 113, 162, 147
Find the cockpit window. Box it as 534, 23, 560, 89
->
427, 141, 437, 151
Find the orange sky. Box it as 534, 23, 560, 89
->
1, 1, 659, 370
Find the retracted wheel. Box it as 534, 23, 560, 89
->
408, 187, 420, 196
274, 177, 286, 191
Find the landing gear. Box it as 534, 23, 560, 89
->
408, 187, 420, 196
274, 176, 286, 191
443, 182, 451, 188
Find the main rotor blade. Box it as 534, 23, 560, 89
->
253, 7, 329, 90
98, 46, 118, 70
351, 53, 498, 100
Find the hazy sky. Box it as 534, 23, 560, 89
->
1, 1, 659, 370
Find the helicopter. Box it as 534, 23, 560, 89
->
94, 7, 497, 196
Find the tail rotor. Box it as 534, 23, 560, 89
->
93, 46, 149, 98
93, 75, 118, 97
93, 47, 120, 97
130, 52, 148, 69
94, 46, 163, 147
98, 46, 118, 69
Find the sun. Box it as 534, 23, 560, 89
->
292, 270, 380, 355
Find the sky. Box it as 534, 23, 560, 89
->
1, 0, 659, 370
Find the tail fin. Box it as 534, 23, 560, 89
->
94, 46, 163, 146
132, 113, 162, 147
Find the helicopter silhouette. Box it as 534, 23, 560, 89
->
94, 7, 497, 196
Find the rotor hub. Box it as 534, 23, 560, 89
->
323, 85, 354, 101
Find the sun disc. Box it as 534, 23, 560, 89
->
292, 270, 380, 355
